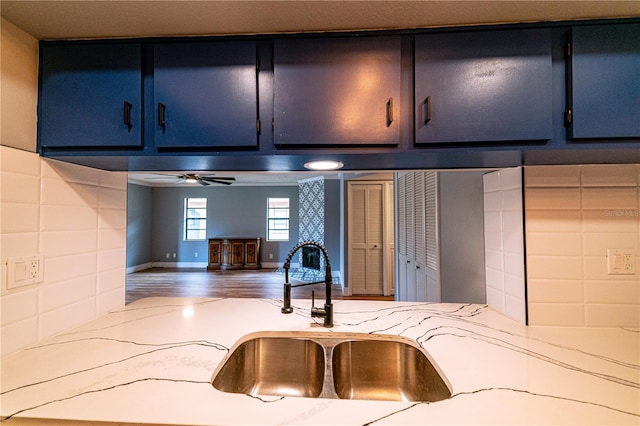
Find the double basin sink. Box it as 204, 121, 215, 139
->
211, 331, 451, 402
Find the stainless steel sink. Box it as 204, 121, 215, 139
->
211, 331, 451, 402
211, 332, 325, 398
332, 339, 451, 402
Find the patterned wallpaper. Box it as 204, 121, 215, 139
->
298, 177, 325, 269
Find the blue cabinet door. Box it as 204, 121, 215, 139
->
274, 36, 401, 146
153, 42, 258, 149
415, 29, 553, 144
39, 44, 143, 148
568, 23, 640, 139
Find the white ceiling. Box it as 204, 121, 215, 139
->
128, 171, 399, 186
2, 1, 639, 40
127, 171, 343, 187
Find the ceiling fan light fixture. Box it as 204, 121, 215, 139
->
304, 160, 344, 171
141, 173, 235, 186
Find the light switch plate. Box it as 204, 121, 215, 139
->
607, 249, 635, 275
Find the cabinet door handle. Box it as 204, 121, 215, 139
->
157, 103, 166, 133
423, 96, 431, 124
386, 97, 394, 127
123, 101, 133, 132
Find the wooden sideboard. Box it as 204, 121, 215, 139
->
208, 238, 261, 270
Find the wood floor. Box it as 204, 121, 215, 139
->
125, 268, 394, 305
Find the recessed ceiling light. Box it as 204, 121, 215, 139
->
304, 160, 344, 171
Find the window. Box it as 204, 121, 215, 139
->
267, 197, 290, 241
184, 198, 207, 240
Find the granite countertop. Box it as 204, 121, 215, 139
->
1, 297, 639, 425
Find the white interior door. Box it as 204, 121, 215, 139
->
348, 183, 384, 295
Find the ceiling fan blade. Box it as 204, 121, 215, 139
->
209, 179, 233, 185
197, 179, 210, 186
201, 176, 235, 183
201, 176, 235, 181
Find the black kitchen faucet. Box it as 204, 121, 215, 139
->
281, 240, 333, 327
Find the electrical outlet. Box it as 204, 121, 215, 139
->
29, 258, 40, 279
7, 255, 44, 289
622, 253, 634, 272
607, 249, 635, 275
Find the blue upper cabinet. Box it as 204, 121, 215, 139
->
153, 42, 258, 149
415, 29, 553, 144
39, 44, 143, 148
567, 23, 640, 139
274, 36, 402, 146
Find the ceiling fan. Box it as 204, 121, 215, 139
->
144, 173, 236, 186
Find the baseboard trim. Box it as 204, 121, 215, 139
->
261, 262, 279, 269
153, 261, 209, 269
127, 261, 209, 273
126, 263, 153, 274
126, 262, 342, 283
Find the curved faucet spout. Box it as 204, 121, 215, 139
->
281, 240, 333, 327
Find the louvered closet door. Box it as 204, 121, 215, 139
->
396, 174, 407, 300
395, 171, 441, 302
397, 175, 406, 257
404, 175, 416, 301
424, 171, 441, 302
348, 184, 384, 295
413, 172, 427, 301
405, 176, 415, 261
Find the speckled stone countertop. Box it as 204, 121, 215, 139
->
1, 297, 639, 425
